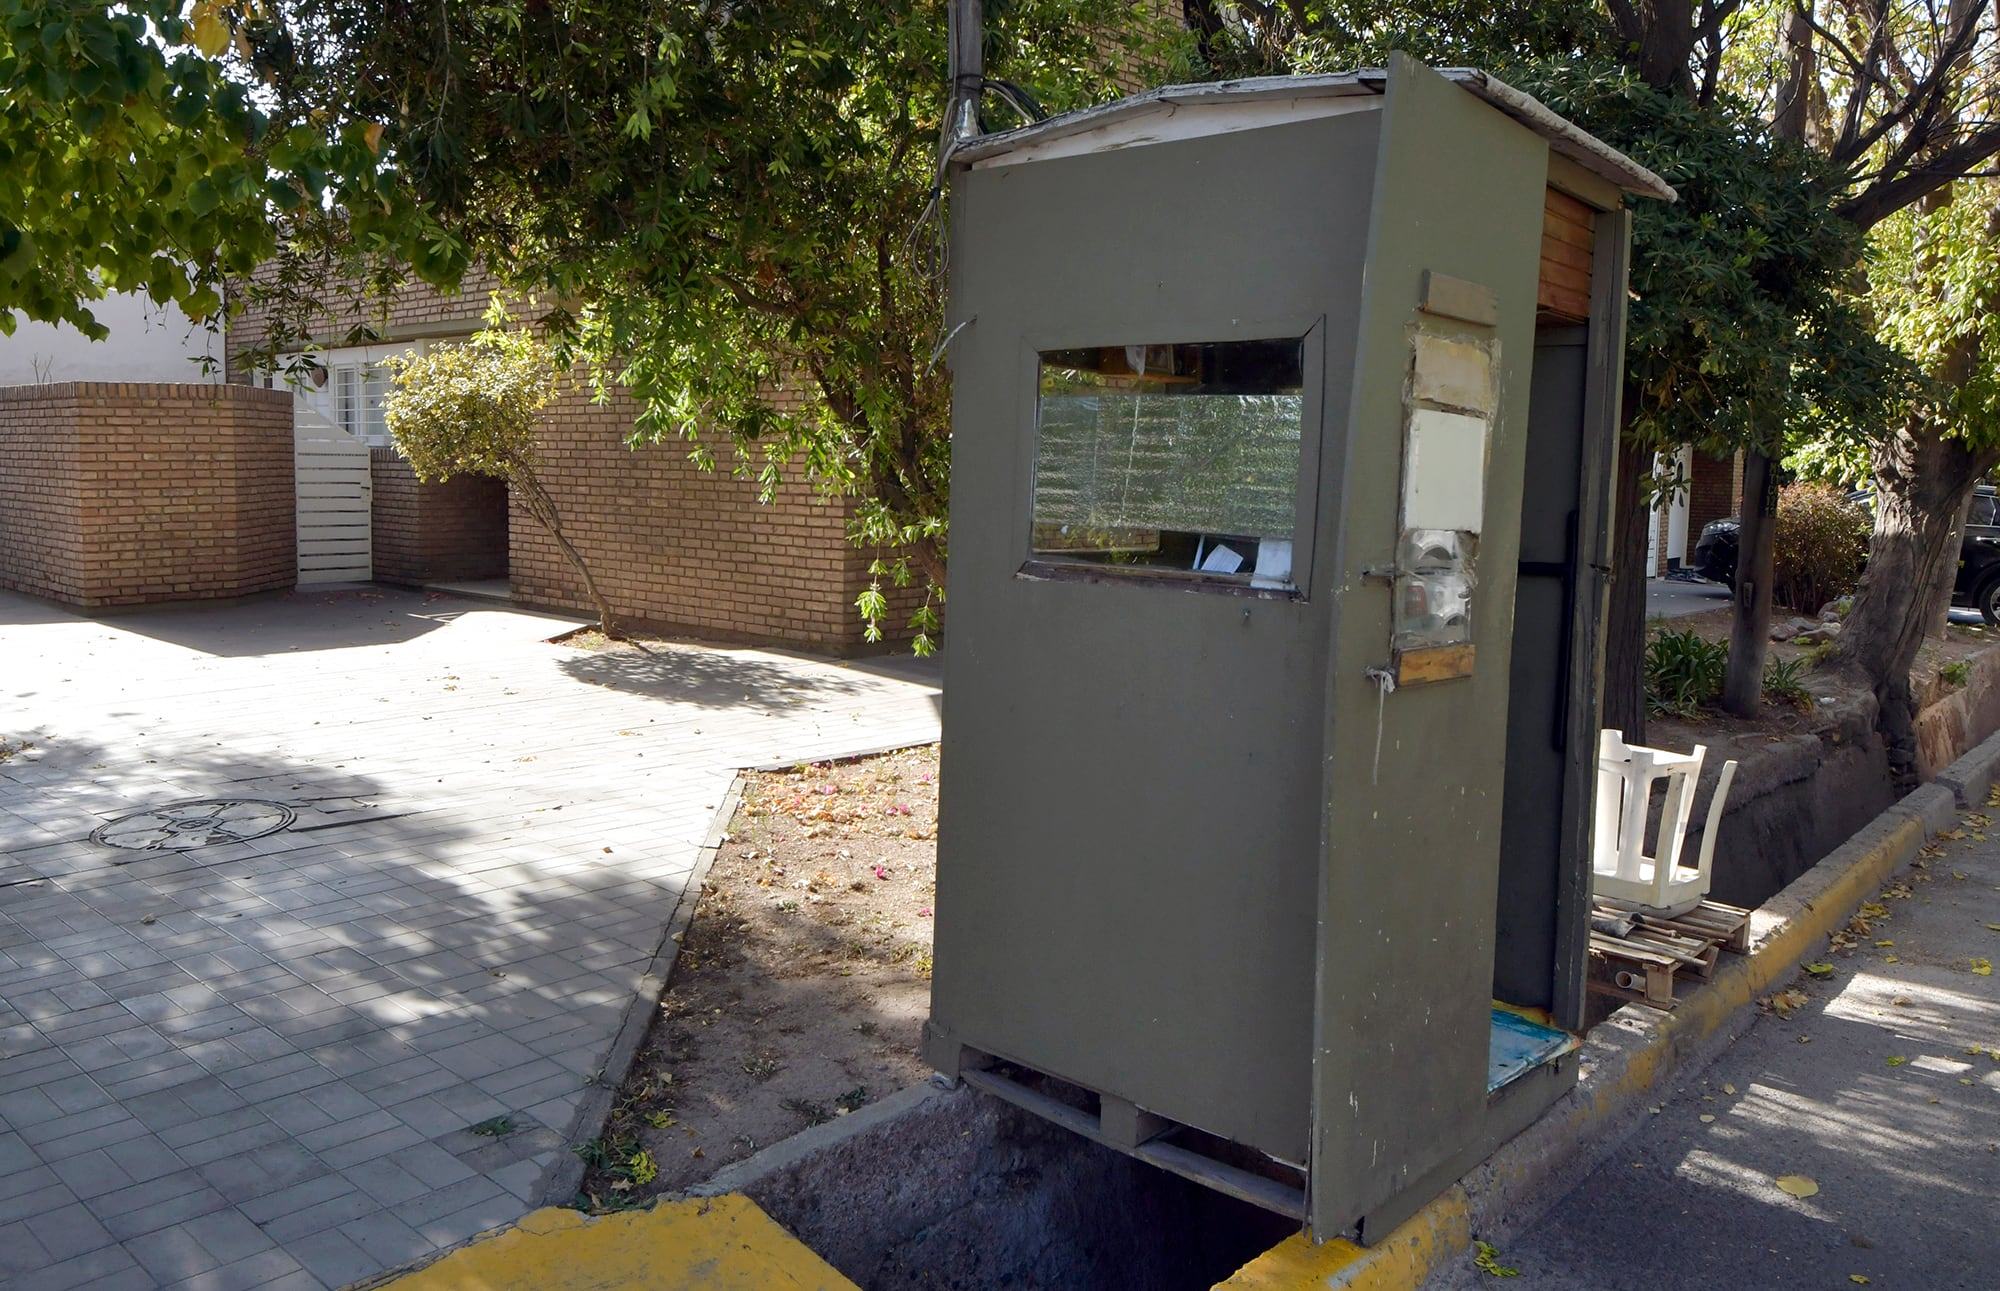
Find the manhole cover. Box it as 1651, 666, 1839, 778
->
92, 800, 295, 852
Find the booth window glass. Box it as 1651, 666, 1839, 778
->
1032, 338, 1305, 587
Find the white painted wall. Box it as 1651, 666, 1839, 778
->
0, 293, 221, 385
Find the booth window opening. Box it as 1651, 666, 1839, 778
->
1030, 338, 1306, 590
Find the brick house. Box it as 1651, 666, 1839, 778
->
227, 272, 919, 652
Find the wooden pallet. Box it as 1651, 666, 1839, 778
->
1588, 898, 1752, 1010
1630, 900, 1752, 955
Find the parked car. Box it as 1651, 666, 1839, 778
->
1689, 484, 2000, 624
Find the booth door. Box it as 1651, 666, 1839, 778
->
1495, 324, 1593, 1015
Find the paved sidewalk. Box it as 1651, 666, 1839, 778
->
0, 587, 941, 1291
1455, 799, 2000, 1290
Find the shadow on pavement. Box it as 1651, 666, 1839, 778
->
0, 730, 696, 1289
557, 642, 874, 711
0, 586, 550, 660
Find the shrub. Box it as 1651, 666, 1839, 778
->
1645, 627, 1730, 719
385, 322, 623, 637
1762, 655, 1813, 710
1772, 482, 1870, 613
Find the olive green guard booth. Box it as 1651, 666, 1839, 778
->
924, 55, 1675, 1243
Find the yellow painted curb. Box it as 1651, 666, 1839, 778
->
368, 1194, 859, 1291
1214, 1186, 1470, 1290
1215, 809, 1930, 1290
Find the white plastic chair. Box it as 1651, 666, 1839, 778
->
1592, 729, 1738, 917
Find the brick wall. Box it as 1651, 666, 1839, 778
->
0, 386, 85, 602
0, 382, 294, 608
227, 266, 501, 372
227, 267, 929, 650
1687, 450, 1741, 546
509, 382, 922, 651
370, 450, 510, 586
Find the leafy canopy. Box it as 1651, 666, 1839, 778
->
1251, 9, 1913, 463
1867, 189, 2000, 450
0, 0, 455, 337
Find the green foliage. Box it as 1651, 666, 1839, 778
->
1645, 627, 1731, 719
0, 0, 264, 334
246, 0, 1177, 656
1783, 431, 1875, 490
1772, 482, 1870, 612
1514, 64, 1912, 459
386, 317, 624, 634
1192, 0, 1612, 78
382, 324, 557, 486
0, 0, 457, 336
1868, 191, 2000, 450
1647, 626, 1822, 715
1941, 660, 1972, 688
1240, 19, 1913, 464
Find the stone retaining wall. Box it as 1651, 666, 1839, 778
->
1675, 647, 2000, 908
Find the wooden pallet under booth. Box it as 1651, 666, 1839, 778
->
1587, 899, 1753, 1010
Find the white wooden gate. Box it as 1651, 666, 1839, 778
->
294, 407, 373, 583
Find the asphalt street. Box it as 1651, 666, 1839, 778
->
1447, 800, 2000, 1290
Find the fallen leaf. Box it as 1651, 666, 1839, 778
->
1885, 955, 1901, 963
1988, 924, 2000, 933
1876, 940, 1895, 947
1954, 871, 1969, 880
1775, 1175, 1819, 1198
1723, 1083, 1737, 1095
1850, 1277, 1870, 1286
1887, 1056, 1907, 1067
1768, 988, 1810, 1018
1963, 1078, 1977, 1086
1974, 959, 1994, 977
1806, 962, 1836, 978
1891, 997, 1913, 1008
1699, 1113, 1716, 1124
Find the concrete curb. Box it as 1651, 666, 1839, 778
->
1219, 727, 2000, 1289
1931, 722, 2000, 808
533, 770, 749, 1207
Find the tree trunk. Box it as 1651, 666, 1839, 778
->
1920, 489, 1975, 635
1720, 449, 1778, 716
1603, 432, 1652, 743
1833, 421, 1997, 788
512, 469, 621, 638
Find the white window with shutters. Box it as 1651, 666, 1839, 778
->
271, 341, 428, 449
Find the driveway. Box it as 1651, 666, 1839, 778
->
0, 586, 941, 1291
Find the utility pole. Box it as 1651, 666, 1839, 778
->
948, 0, 982, 144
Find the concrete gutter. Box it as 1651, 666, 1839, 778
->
1217, 726, 2000, 1289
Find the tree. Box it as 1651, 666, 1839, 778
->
383, 323, 623, 637
233, 0, 1177, 654
1833, 188, 2000, 781
0, 0, 458, 336
1190, 3, 1906, 742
